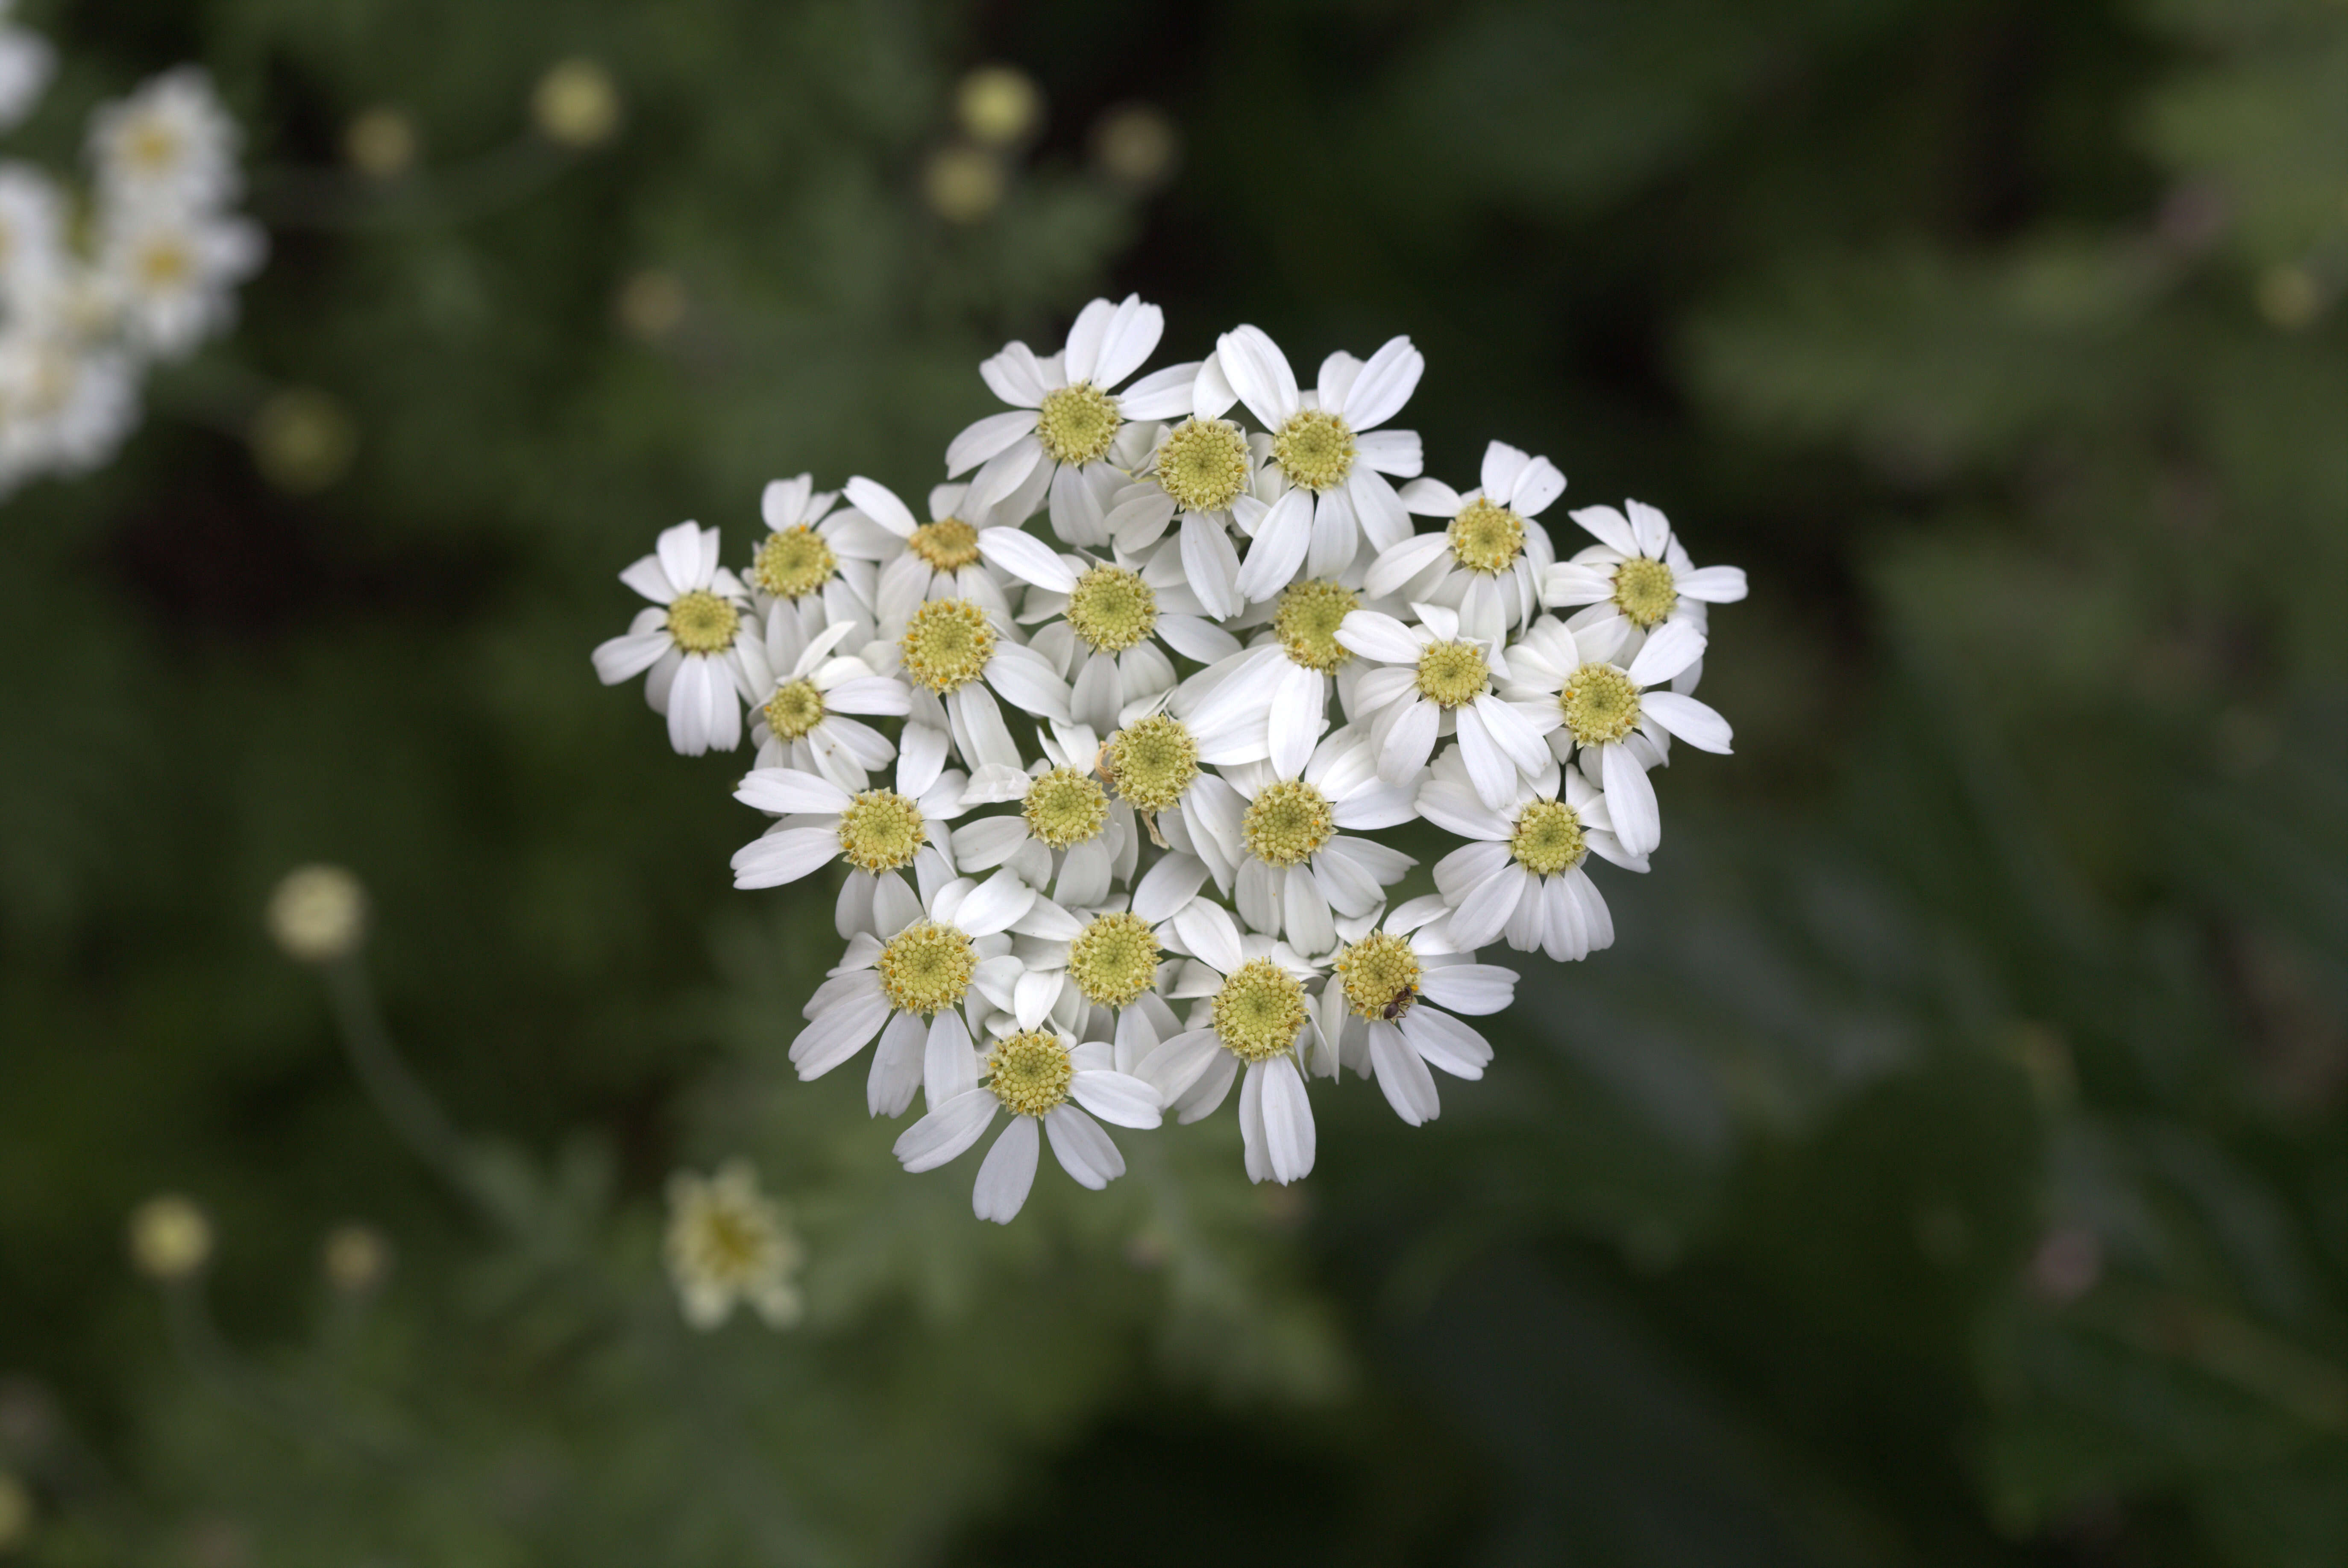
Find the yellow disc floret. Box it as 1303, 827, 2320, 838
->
752, 526, 837, 599
1065, 566, 1158, 653
1022, 767, 1110, 848
1334, 932, 1422, 1021
876, 921, 976, 1015
1509, 798, 1587, 876
985, 1030, 1075, 1116
1415, 640, 1490, 708
1241, 779, 1335, 868
1156, 417, 1251, 514
1560, 663, 1641, 746
666, 589, 740, 655
899, 598, 996, 693
1211, 958, 1309, 1063
764, 678, 826, 741
1273, 408, 1356, 493
1274, 580, 1358, 672
1036, 382, 1122, 467
1612, 557, 1679, 629
1068, 912, 1162, 1008
1104, 714, 1198, 814
907, 517, 983, 573
1448, 499, 1527, 574
835, 790, 927, 873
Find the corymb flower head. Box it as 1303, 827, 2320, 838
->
594, 301, 1749, 1222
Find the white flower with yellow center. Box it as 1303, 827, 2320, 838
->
0, 328, 137, 493
1312, 927, 1515, 1126
742, 473, 875, 634
1498, 615, 1732, 859
1370, 440, 1567, 641
1543, 500, 1748, 678
737, 615, 906, 787
945, 292, 1198, 540
949, 723, 1139, 910
731, 719, 970, 900
793, 868, 1063, 1118
892, 1023, 1162, 1224
1095, 390, 1286, 618
1135, 934, 1326, 1185
0, 6, 55, 132
1210, 325, 1426, 602
664, 1161, 804, 1330
1417, 748, 1642, 961
89, 67, 242, 213
1010, 851, 1251, 1039
1018, 536, 1244, 733
95, 202, 263, 358
869, 592, 1072, 803
1195, 727, 1418, 958
590, 520, 757, 755
1333, 601, 1556, 809
1088, 708, 1252, 889
844, 475, 1075, 628
1162, 575, 1391, 781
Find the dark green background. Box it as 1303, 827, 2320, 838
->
3, 0, 2344, 1562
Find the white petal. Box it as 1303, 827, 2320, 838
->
1232, 488, 1313, 603
1170, 897, 1245, 978
1445, 863, 1527, 951
844, 475, 921, 537
1092, 295, 1164, 389
1400, 1007, 1493, 1078
1639, 690, 1734, 754
789, 986, 889, 1078
892, 1089, 999, 1172
955, 867, 1038, 937
1069, 1068, 1163, 1129
1215, 324, 1300, 427
1333, 610, 1423, 665
977, 526, 1080, 593
655, 520, 707, 594
925, 1008, 978, 1107
979, 341, 1051, 408
1259, 1056, 1316, 1183
1180, 511, 1243, 620
1118, 360, 1200, 421
1368, 1020, 1441, 1125
1132, 853, 1210, 924
1338, 335, 1421, 430
734, 767, 854, 816
730, 826, 842, 888
1044, 1103, 1124, 1189
1626, 620, 1706, 687
972, 1116, 1040, 1222
1676, 565, 1747, 603
1364, 531, 1453, 600
1600, 742, 1661, 858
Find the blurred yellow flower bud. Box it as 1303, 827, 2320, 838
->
1091, 103, 1180, 192
128, 1195, 212, 1282
250, 388, 356, 495
343, 108, 416, 179
532, 59, 621, 148
954, 65, 1041, 148
2255, 264, 2322, 330
923, 146, 1003, 225
616, 268, 688, 343
265, 864, 368, 963
321, 1223, 392, 1296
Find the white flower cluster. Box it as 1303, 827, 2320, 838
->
594, 296, 1746, 1224
0, 9, 262, 496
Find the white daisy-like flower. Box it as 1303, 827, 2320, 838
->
1313, 925, 1515, 1126
0, 164, 66, 317
0, 328, 138, 491
737, 615, 906, 787
945, 293, 1197, 541
0, 6, 55, 133
1332, 601, 1554, 810
89, 67, 242, 214
1543, 499, 1748, 681
1498, 616, 1732, 859
1417, 749, 1642, 961
843, 475, 1074, 628
1010, 849, 1249, 1039
1195, 727, 1418, 959
731, 725, 968, 901
741, 474, 878, 636
1134, 931, 1325, 1185
1209, 325, 1426, 602
949, 723, 1141, 912
1017, 534, 1243, 733
891, 1024, 1162, 1224
1371, 440, 1567, 641
663, 1160, 804, 1330
1093, 377, 1288, 618
792, 867, 1060, 1118
868, 592, 1071, 802
1164, 571, 1388, 779
94, 201, 263, 358
1085, 706, 1254, 890
590, 520, 757, 756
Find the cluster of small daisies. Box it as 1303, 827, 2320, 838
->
599, 296, 1745, 1228
0, 7, 261, 496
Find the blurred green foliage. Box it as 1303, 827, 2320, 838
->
1, 0, 2344, 1563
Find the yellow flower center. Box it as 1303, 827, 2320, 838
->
1561, 663, 1641, 746
1414, 640, 1490, 708
666, 590, 740, 655
1022, 767, 1109, 849
1104, 714, 1198, 814
1035, 382, 1122, 467
753, 526, 837, 599
681, 1200, 776, 1281
1065, 566, 1158, 653
1211, 959, 1309, 1063
1241, 779, 1335, 868
899, 598, 996, 693
1334, 932, 1422, 1021
986, 1030, 1075, 1116
1448, 499, 1526, 574
835, 790, 928, 873
1510, 799, 1586, 876
1156, 417, 1251, 514
1273, 408, 1356, 493
138, 241, 192, 289
907, 518, 983, 573
1068, 912, 1162, 1008
1612, 557, 1679, 629
764, 678, 826, 741
876, 921, 975, 1015
127, 123, 179, 172
1273, 580, 1358, 672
